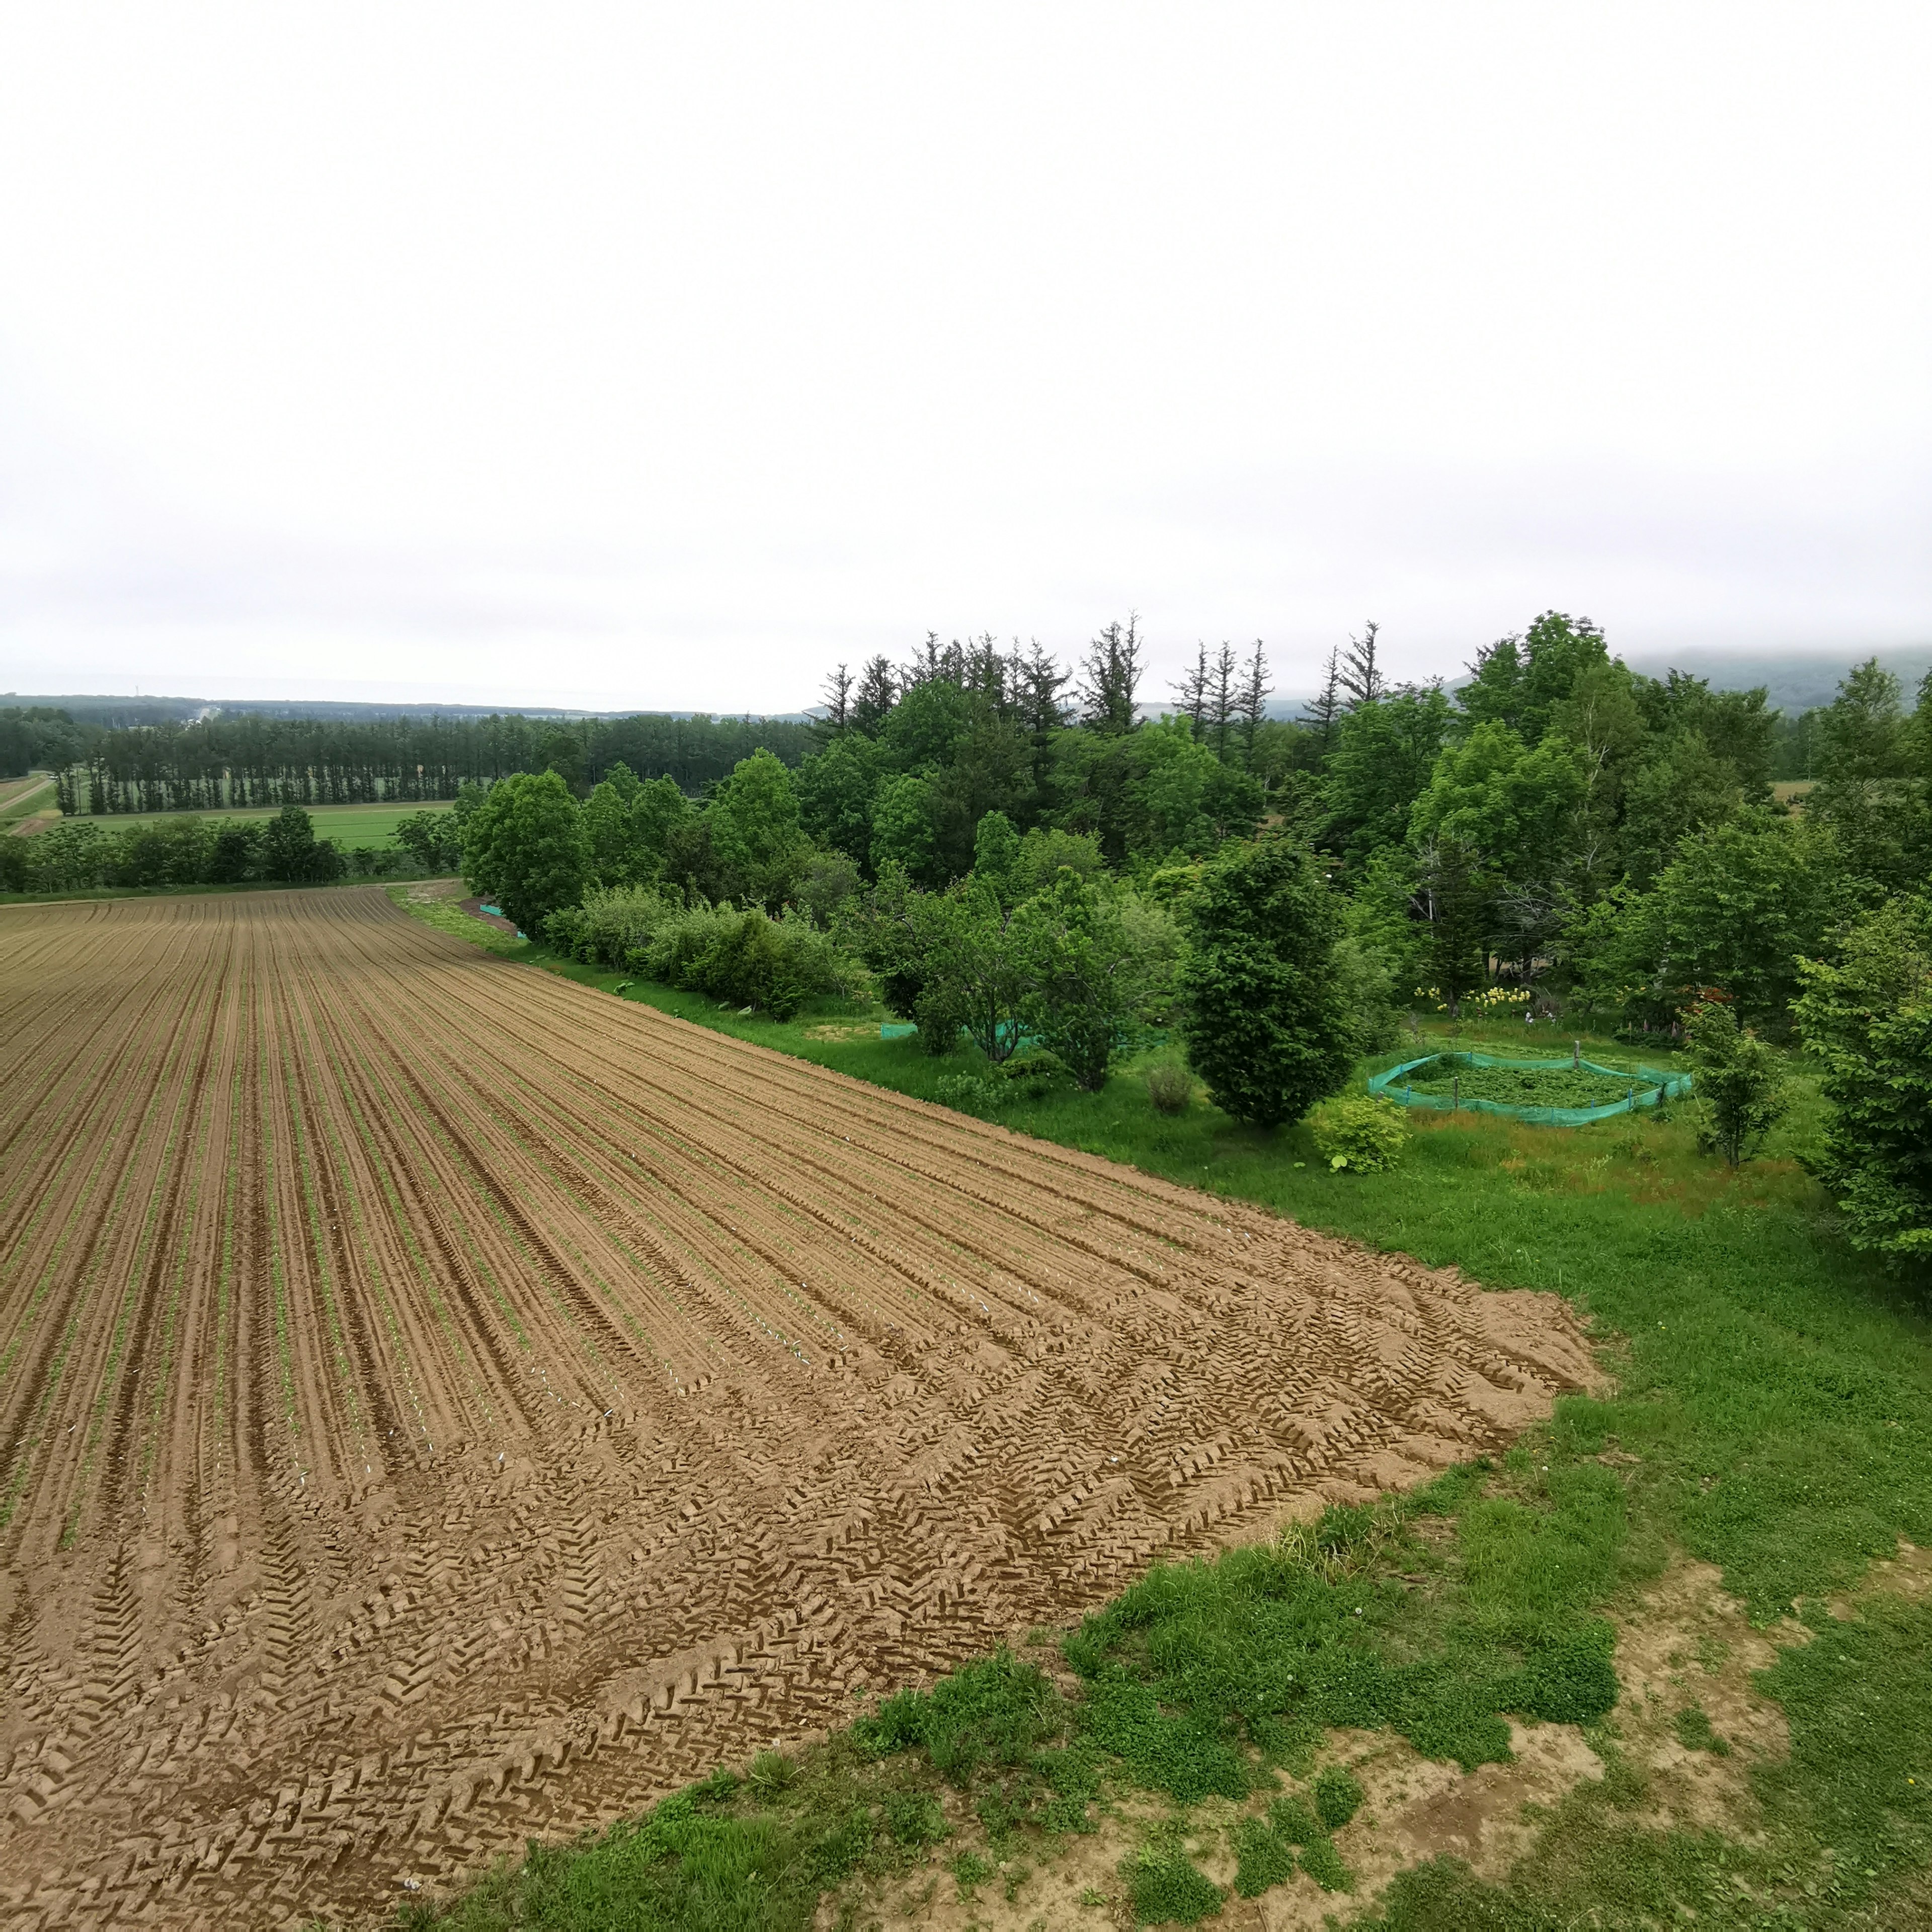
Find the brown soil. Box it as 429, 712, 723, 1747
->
0, 889, 1594, 1928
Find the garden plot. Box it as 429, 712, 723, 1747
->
0, 889, 1593, 1928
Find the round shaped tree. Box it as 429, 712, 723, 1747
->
1179, 837, 1353, 1127
462, 770, 588, 936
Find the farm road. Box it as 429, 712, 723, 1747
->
0, 888, 1593, 1926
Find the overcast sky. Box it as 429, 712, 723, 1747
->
2, 4, 1927, 712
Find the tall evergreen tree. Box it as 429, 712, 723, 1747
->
1078, 617, 1145, 736
1179, 836, 1353, 1126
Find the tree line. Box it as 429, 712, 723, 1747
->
0, 802, 468, 894
2, 708, 816, 811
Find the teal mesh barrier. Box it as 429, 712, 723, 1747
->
1368, 1050, 1693, 1125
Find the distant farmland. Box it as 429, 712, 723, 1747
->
0, 888, 1591, 1926
58, 799, 453, 849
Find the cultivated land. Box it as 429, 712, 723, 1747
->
0, 890, 1592, 1928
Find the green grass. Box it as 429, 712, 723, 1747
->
65, 800, 451, 848
385, 883, 529, 955
392, 937, 1932, 1929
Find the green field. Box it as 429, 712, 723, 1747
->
391, 911, 1932, 1932
0, 774, 57, 825
66, 799, 451, 849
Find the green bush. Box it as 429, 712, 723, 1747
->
1145, 1060, 1193, 1115
1306, 1094, 1410, 1173
639, 902, 863, 1020
855, 1650, 1064, 1787
1126, 1844, 1223, 1924
1313, 1764, 1364, 1829
544, 884, 676, 970
933, 1073, 1000, 1113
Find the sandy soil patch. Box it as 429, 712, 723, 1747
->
0, 890, 1592, 1928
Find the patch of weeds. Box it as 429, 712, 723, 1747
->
1232, 1795, 1349, 1900
949, 1849, 995, 1899
1125, 1842, 1224, 1924
1671, 1704, 1731, 1756
1313, 1763, 1364, 1828
858, 1648, 1065, 1785
1231, 1814, 1297, 1897
880, 1791, 948, 1847
748, 1749, 797, 1798
1298, 1834, 1355, 1893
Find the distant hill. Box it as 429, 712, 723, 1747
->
1616, 649, 1932, 716
0, 694, 811, 727
1258, 645, 1932, 723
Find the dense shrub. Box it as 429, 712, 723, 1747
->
1306, 1094, 1410, 1173
543, 886, 676, 970
1145, 1060, 1193, 1114
640, 903, 864, 1020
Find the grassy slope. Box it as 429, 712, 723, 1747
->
392, 911, 1932, 1929
0, 870, 452, 909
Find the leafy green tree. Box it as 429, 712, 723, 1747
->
971, 810, 1022, 903
1573, 809, 1852, 1031
1684, 1003, 1788, 1167
1456, 612, 1609, 744
919, 880, 1030, 1064
394, 810, 464, 874
1178, 837, 1353, 1125
708, 749, 806, 905
1633, 670, 1777, 799
1321, 686, 1451, 868
207, 821, 261, 883
1135, 714, 1263, 856
1619, 730, 1742, 888
581, 762, 645, 886
260, 805, 345, 883
462, 770, 588, 934
1793, 893, 1932, 1266
1012, 870, 1141, 1089
795, 732, 890, 865
1014, 826, 1106, 897
1408, 723, 1588, 969
1803, 660, 1929, 891
870, 773, 939, 884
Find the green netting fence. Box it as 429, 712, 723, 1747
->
1367, 1050, 1693, 1126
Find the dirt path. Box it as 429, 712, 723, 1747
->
0, 889, 1595, 1928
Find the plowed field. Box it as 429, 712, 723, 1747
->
0, 889, 1593, 1927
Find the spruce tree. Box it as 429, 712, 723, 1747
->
1179, 837, 1353, 1126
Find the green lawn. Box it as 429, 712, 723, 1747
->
394, 912, 1932, 1930
66, 799, 451, 848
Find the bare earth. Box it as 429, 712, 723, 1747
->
0, 889, 1594, 1927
